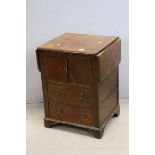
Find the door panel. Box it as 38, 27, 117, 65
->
43, 56, 68, 82
68, 56, 92, 84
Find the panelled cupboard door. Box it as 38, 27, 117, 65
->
40, 54, 92, 84
68, 56, 92, 84
43, 55, 68, 82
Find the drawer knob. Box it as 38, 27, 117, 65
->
79, 93, 85, 100
53, 90, 61, 96
57, 108, 63, 114
80, 112, 86, 118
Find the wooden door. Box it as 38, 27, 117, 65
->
68, 56, 92, 84
43, 55, 68, 82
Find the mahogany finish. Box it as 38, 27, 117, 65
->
49, 102, 96, 126
47, 83, 94, 108
36, 33, 121, 138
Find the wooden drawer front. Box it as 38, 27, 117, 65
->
71, 107, 95, 126
49, 103, 96, 126
47, 83, 93, 108
49, 103, 72, 122
43, 55, 68, 82
68, 56, 92, 84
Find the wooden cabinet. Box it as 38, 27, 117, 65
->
36, 33, 121, 138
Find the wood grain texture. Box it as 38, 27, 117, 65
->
47, 82, 94, 108
37, 33, 119, 55
98, 68, 118, 103
39, 56, 50, 117
43, 55, 68, 82
97, 39, 121, 80
99, 89, 118, 126
49, 102, 97, 127
36, 33, 121, 138
68, 55, 92, 84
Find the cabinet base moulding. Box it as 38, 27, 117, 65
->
44, 105, 120, 139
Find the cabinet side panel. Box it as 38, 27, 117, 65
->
98, 68, 118, 103
97, 39, 121, 80
39, 53, 50, 117
91, 56, 100, 127
36, 49, 41, 71
99, 89, 118, 126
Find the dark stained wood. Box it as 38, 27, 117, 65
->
68, 55, 92, 84
49, 102, 96, 127
43, 55, 68, 82
47, 83, 94, 108
36, 33, 121, 138
97, 39, 121, 80
90, 129, 104, 139
99, 88, 118, 126
44, 119, 56, 128
36, 49, 41, 71
37, 33, 119, 55
98, 68, 118, 103
39, 55, 50, 117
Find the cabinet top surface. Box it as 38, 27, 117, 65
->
38, 33, 119, 55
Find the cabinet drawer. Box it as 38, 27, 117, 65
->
49, 103, 96, 126
47, 83, 94, 108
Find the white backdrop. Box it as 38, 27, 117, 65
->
26, 0, 129, 103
